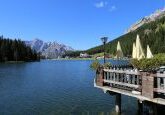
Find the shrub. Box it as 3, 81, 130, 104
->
131, 53, 165, 70
90, 60, 112, 71
90, 60, 101, 71
103, 62, 111, 69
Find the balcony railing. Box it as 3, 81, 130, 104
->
154, 72, 165, 94
102, 68, 142, 92
95, 67, 165, 98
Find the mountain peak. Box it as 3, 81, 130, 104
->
126, 7, 165, 33
25, 39, 74, 58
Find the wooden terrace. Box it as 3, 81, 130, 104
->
94, 66, 165, 114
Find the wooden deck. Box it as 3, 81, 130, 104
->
94, 67, 165, 105
95, 81, 165, 105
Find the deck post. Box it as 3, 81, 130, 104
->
104, 72, 107, 80
148, 102, 157, 115
127, 75, 130, 83
110, 72, 112, 80
143, 101, 157, 115
157, 77, 160, 89
137, 76, 139, 85
107, 72, 109, 80
117, 73, 119, 82
132, 75, 134, 84
114, 73, 116, 81
163, 78, 165, 89
137, 100, 143, 115
124, 75, 127, 83
115, 93, 121, 114
153, 103, 157, 115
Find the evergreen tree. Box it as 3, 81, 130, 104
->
66, 16, 165, 57
0, 36, 40, 62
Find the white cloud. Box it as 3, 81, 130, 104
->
94, 1, 108, 8
94, 1, 117, 12
109, 5, 116, 12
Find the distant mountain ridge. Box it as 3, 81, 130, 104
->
25, 39, 74, 58
87, 14, 165, 56
65, 8, 165, 57
126, 8, 165, 33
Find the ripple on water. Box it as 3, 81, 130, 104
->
0, 60, 138, 115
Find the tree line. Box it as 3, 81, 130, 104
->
66, 15, 165, 57
0, 36, 40, 62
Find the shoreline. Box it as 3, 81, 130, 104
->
0, 61, 25, 64
48, 58, 95, 61
46, 58, 129, 61
0, 60, 40, 64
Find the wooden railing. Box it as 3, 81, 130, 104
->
154, 72, 165, 94
102, 68, 142, 92
95, 67, 165, 98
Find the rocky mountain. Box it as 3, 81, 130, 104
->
25, 39, 74, 58
67, 8, 165, 57
126, 8, 165, 33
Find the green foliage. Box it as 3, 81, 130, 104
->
130, 59, 140, 69
131, 53, 165, 70
0, 36, 40, 62
103, 62, 111, 68
90, 60, 111, 71
63, 50, 82, 58
90, 60, 101, 71
92, 52, 104, 58
67, 16, 165, 57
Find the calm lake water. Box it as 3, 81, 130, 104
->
0, 60, 138, 115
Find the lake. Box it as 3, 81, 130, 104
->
0, 60, 138, 115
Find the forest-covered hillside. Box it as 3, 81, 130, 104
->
66, 16, 165, 57
0, 36, 40, 62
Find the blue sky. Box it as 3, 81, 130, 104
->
0, 0, 164, 50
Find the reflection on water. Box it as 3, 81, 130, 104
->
0, 60, 139, 115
